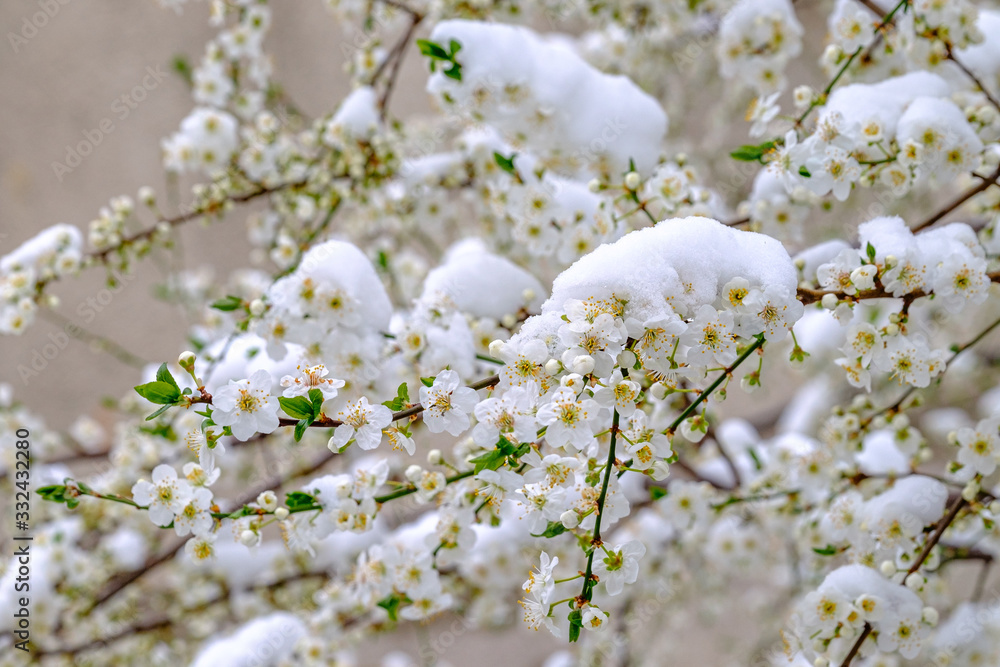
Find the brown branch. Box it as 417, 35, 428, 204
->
39, 571, 326, 657
275, 373, 499, 428
797, 271, 1000, 306
34, 180, 304, 295
912, 164, 1000, 232
376, 13, 422, 120
904, 495, 968, 583
839, 623, 872, 667
947, 46, 1000, 114
85, 442, 349, 612
842, 496, 968, 666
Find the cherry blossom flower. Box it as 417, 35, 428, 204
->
419, 370, 479, 436
132, 464, 192, 527
212, 369, 280, 441
593, 540, 646, 596
329, 397, 392, 451
279, 363, 346, 400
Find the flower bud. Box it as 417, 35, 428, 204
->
544, 358, 562, 376
405, 465, 423, 482
922, 606, 939, 626
650, 382, 668, 400
488, 339, 506, 358
880, 560, 896, 576
651, 461, 671, 481
178, 351, 196, 372
850, 265, 876, 290
257, 490, 278, 511
624, 171, 641, 191
571, 355, 595, 376
138, 186, 156, 206
820, 293, 838, 310
884, 323, 899, 336
522, 288, 536, 303
560, 509, 580, 529
239, 529, 259, 547
588, 178, 602, 193
905, 575, 922, 591
618, 349, 637, 369
249, 299, 266, 317
428, 449, 443, 465
501, 313, 518, 328
274, 507, 290, 520
962, 480, 980, 502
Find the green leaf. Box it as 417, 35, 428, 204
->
36, 484, 67, 500
420, 376, 435, 387
866, 242, 876, 261
813, 545, 839, 556
531, 521, 568, 538
285, 491, 318, 510
650, 486, 668, 501
36, 484, 79, 509
134, 381, 182, 405
798, 165, 811, 178
294, 419, 309, 442
210, 295, 245, 312
382, 382, 411, 411
145, 404, 174, 421
469, 449, 507, 473
171, 54, 193, 86
730, 140, 776, 163
279, 396, 313, 420
416, 38, 462, 81
307, 388, 325, 419
376, 593, 411, 622
155, 363, 179, 390
494, 151, 518, 175
568, 609, 583, 643
416, 38, 449, 60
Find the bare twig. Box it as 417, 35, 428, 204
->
912, 164, 1000, 232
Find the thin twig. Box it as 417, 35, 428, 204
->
912, 164, 1000, 232
947, 46, 1000, 114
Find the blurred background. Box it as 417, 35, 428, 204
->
0, 0, 439, 428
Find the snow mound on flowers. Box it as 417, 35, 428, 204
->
191, 612, 305, 667
257, 240, 392, 358
421, 239, 546, 318
544, 216, 798, 320
426, 19, 667, 173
